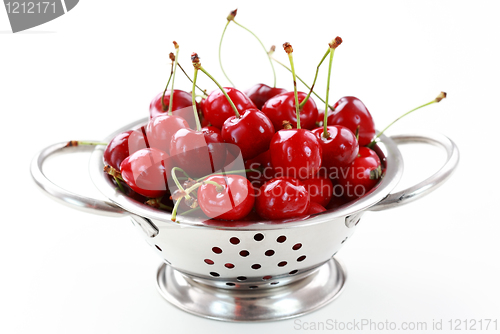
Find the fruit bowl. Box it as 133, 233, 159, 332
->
31, 117, 459, 321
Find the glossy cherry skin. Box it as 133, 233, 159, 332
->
245, 83, 287, 110
104, 131, 133, 170
308, 202, 327, 214
337, 146, 382, 199
270, 129, 322, 179
146, 115, 189, 155
221, 109, 275, 160
327, 96, 376, 146
203, 87, 256, 129
302, 176, 333, 207
262, 91, 318, 130
197, 175, 255, 220
311, 125, 359, 173
127, 127, 149, 154
316, 108, 334, 127
169, 128, 227, 177
255, 177, 310, 220
120, 148, 171, 198
149, 90, 199, 129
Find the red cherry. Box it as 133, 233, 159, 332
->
311, 125, 359, 172
262, 91, 318, 130
221, 109, 275, 160
120, 148, 171, 198
128, 127, 149, 154
169, 128, 227, 177
270, 129, 322, 179
244, 83, 287, 110
149, 90, 199, 129
197, 175, 255, 220
255, 177, 310, 220
302, 176, 333, 207
337, 146, 382, 199
316, 108, 334, 127
104, 131, 133, 170
308, 202, 327, 214
146, 115, 189, 155
203, 87, 256, 128
328, 96, 376, 146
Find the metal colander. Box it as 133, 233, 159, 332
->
31, 118, 459, 321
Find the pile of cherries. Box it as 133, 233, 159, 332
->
96, 11, 445, 224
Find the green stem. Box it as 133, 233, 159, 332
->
171, 199, 182, 222
191, 68, 202, 131
114, 176, 125, 193
171, 167, 189, 192
269, 55, 334, 111
161, 62, 174, 111
177, 62, 207, 96
180, 206, 201, 216
300, 48, 330, 110
287, 53, 301, 129
199, 66, 240, 118
168, 47, 180, 115
323, 48, 335, 138
233, 20, 276, 87
218, 21, 235, 87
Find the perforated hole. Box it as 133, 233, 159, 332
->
292, 243, 302, 250
265, 250, 275, 256
225, 263, 235, 269
204, 259, 214, 265
341, 237, 348, 244
249, 286, 258, 289
263, 275, 272, 280
239, 250, 250, 257
251, 264, 261, 270
278, 261, 287, 267
289, 270, 298, 275
212, 247, 222, 254
237, 276, 247, 281
226, 283, 235, 286
155, 245, 162, 251
230, 237, 240, 245
277, 235, 286, 243
210, 272, 220, 277
297, 255, 306, 262
270, 282, 279, 285
254, 233, 264, 241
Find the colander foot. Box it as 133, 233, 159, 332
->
155, 257, 347, 322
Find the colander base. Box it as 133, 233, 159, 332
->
156, 256, 347, 322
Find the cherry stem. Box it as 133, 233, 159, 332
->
191, 68, 202, 131
114, 176, 125, 193
219, 21, 235, 87
170, 179, 222, 222
198, 65, 240, 118
171, 167, 190, 194
171, 199, 182, 222
300, 48, 330, 110
284, 43, 301, 129
104, 165, 124, 181
168, 43, 180, 115
161, 61, 174, 111
65, 140, 108, 147
181, 206, 201, 215
177, 62, 207, 96
232, 20, 277, 87
323, 47, 335, 138
367, 92, 447, 148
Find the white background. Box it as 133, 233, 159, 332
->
1, 0, 499, 333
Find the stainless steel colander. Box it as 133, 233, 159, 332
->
31, 118, 459, 321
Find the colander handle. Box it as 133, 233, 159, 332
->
369, 133, 459, 211
31, 142, 126, 217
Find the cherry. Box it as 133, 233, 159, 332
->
146, 114, 189, 155
245, 83, 287, 110
120, 148, 171, 198
197, 174, 255, 220
311, 125, 359, 170
203, 87, 256, 128
337, 146, 382, 199
302, 176, 333, 207
308, 202, 327, 214
316, 109, 334, 127
262, 91, 318, 130
149, 89, 193, 119
255, 177, 310, 220
327, 96, 376, 146
103, 130, 133, 170
245, 150, 275, 190
221, 108, 275, 160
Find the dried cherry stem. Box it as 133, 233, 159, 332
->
218, 10, 237, 87
190, 53, 204, 131
322, 37, 342, 138
161, 56, 174, 111
104, 165, 124, 181
168, 41, 180, 115
232, 18, 276, 87
177, 62, 207, 96
269, 46, 335, 111
299, 48, 330, 110
367, 92, 447, 148
65, 140, 108, 147
283, 43, 301, 129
